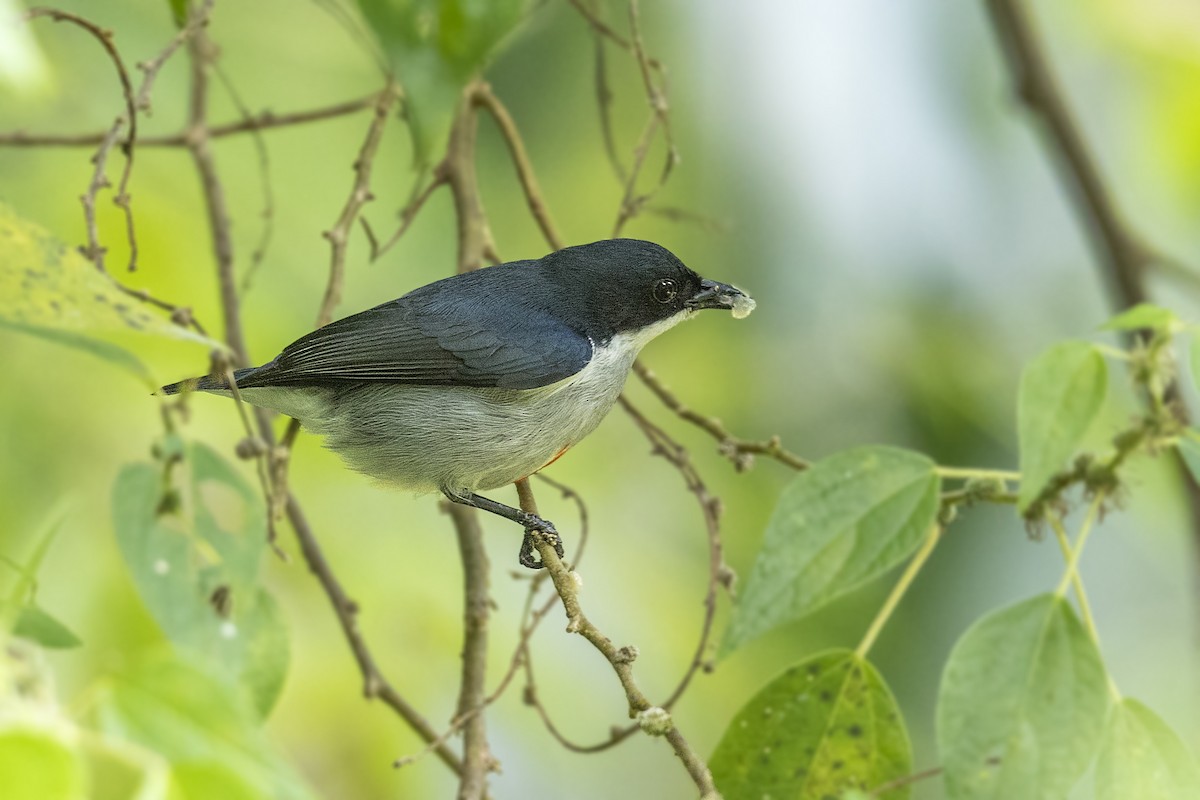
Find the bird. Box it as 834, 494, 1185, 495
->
161, 238, 755, 567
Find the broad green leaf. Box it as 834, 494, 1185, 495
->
112, 442, 289, 717
1017, 342, 1107, 511
94, 656, 314, 800
0, 203, 219, 380
1100, 303, 1179, 334
722, 446, 939, 654
937, 594, 1109, 800
0, 725, 85, 800
1095, 698, 1200, 800
14, 605, 81, 649
354, 0, 529, 161
710, 650, 912, 800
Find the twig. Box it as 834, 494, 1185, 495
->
473, 84, 564, 251
285, 497, 464, 774
184, 26, 247, 365
319, 83, 399, 327
611, 0, 677, 237
587, 1, 625, 181
514, 479, 721, 798
26, 7, 139, 272
363, 168, 446, 262
210, 62, 275, 293
632, 361, 808, 471
134, 0, 214, 114
0, 94, 379, 148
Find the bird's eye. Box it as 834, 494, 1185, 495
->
652, 278, 678, 304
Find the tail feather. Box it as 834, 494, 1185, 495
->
159, 366, 259, 396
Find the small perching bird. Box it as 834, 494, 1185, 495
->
162, 239, 755, 567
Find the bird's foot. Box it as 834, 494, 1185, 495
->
518, 515, 564, 570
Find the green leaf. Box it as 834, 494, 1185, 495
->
354, 0, 529, 161
1100, 303, 1179, 334
710, 650, 913, 800
14, 605, 81, 649
94, 656, 314, 800
1016, 341, 1108, 511
937, 594, 1109, 800
0, 203, 220, 380
0, 725, 86, 800
722, 446, 939, 654
1095, 698, 1200, 800
111, 442, 289, 717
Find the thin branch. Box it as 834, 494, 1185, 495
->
184, 26, 247, 365
0, 94, 379, 148
318, 83, 399, 327
983, 0, 1148, 306
134, 0, 214, 114
285, 497, 464, 774
612, 0, 677, 237
514, 479, 721, 798
26, 7, 139, 272
210, 62, 275, 294
363, 168, 446, 262
447, 504, 496, 799
632, 361, 809, 471
473, 83, 564, 251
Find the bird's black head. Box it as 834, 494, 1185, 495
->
538, 239, 750, 341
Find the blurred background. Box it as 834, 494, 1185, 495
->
3, 0, 1200, 797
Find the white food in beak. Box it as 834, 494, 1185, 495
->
730, 294, 757, 320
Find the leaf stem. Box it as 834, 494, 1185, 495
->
1053, 491, 1105, 598
1049, 502, 1121, 701
855, 525, 941, 659
934, 466, 1021, 483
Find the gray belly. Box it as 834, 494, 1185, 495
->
240, 353, 632, 493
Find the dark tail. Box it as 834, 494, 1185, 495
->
159, 366, 259, 396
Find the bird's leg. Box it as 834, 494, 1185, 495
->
441, 487, 564, 569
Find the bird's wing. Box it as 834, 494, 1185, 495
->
236, 286, 592, 391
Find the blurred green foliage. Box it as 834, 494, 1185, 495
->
3, 0, 1200, 798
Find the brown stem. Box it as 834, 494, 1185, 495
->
514, 479, 721, 798
285, 497, 463, 774
0, 94, 379, 148
983, 0, 1200, 609
473, 84, 564, 251
447, 504, 494, 799
185, 29, 246, 365
632, 361, 808, 471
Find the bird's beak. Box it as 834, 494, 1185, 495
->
686, 278, 750, 311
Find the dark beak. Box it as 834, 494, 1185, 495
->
686, 278, 748, 311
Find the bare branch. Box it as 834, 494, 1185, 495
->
285, 497, 464, 775
447, 504, 496, 799
632, 361, 808, 472
514, 479, 721, 798
0, 94, 379, 148
473, 83, 564, 251
134, 0, 214, 114
26, 6, 139, 272
364, 168, 447, 262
